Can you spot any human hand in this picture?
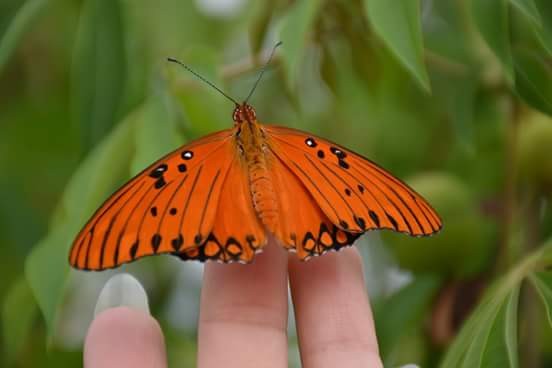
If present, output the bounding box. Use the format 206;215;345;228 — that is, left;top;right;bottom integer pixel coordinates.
84;238;383;367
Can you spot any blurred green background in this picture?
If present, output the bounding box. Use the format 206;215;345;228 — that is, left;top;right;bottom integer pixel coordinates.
2;0;552;367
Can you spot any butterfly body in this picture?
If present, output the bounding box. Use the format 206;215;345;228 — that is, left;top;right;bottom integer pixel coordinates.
233;104;279;233
69;102;442;270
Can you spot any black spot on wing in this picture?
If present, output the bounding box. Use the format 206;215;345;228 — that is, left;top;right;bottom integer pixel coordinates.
354;215;366;230
245;234;260;249
387;214;399;230
338;159;350;169
181;150;193;160
171;233;256;263
149;164;167;178
305;137;317;147
299;224;363;258
154;177;166;189
151;234;162;252
129;240;139;259
339;220;349;229
330;146;347;159
225;237;243;257
369;210;380;227
171;234;183;251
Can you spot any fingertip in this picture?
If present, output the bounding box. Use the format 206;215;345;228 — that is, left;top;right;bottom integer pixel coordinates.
289;246;382;368
94;273;150;317
84;306;167;368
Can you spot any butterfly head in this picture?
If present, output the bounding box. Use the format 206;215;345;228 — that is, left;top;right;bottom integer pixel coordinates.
232;103;257;124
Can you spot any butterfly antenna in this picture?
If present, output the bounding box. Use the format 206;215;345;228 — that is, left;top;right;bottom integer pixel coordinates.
244;41;282;104
167;57;239;105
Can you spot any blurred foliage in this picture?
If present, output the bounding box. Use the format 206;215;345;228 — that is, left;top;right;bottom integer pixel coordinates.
2;0;552;367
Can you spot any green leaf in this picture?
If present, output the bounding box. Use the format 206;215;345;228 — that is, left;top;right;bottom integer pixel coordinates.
458;294;502;367
132;84;184;174
441;286;520;368
364;0;430;92
440;244;547;367
72;0;127;150
440;291;499;367
454;287;519;367
374;275;440;360
479;287;520;368
171;46;228;136
25;114;137;338
510;0;542;26
424;0;473;65
279;0;322;88
0;0;49;74
530;271;552;328
2;278;37;363
471;0;514;84
513;48;552;116
533;0;552;56
24;227;73;341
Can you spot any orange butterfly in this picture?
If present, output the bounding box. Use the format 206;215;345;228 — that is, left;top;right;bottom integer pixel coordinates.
69;45;442;271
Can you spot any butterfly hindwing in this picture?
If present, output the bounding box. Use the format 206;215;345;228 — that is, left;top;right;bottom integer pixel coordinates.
175;157;267;263
69;130;235;270
265;126;442;240
270;152;361;260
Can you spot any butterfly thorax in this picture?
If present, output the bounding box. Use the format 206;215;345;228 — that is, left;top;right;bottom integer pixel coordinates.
234;103;279;233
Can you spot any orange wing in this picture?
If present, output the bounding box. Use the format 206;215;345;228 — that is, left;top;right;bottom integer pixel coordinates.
69;129;241;270
174;157;267;264
265;125;441;259
269;150;361;260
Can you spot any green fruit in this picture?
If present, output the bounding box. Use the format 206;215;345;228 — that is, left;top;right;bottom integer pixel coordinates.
384;173;494;278
518;113;552;189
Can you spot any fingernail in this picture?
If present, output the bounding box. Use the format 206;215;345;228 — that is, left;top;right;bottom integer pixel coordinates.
94;273;150;317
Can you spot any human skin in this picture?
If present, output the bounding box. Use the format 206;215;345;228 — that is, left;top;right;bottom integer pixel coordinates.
84;239;383;368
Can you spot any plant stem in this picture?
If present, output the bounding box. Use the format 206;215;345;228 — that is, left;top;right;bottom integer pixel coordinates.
496;98;521;274
521;193;542;368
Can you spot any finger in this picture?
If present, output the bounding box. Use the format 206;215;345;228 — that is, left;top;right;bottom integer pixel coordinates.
289;247;383;368
84;274;167;368
198;237;289;368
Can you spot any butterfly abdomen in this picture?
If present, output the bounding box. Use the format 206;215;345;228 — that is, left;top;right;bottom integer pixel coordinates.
246;151;279;232
237;119;280;233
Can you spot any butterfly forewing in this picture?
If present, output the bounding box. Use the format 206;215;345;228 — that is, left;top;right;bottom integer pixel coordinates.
69;130;235;270
265;126;442;238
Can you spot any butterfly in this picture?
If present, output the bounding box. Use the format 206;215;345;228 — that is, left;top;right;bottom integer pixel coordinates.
69;45;442;271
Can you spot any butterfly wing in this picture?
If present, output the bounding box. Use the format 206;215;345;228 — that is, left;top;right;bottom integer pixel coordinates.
270;150;361;260
69;129;238;270
174;157;267;263
70;119;442;268
265;125;441;259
